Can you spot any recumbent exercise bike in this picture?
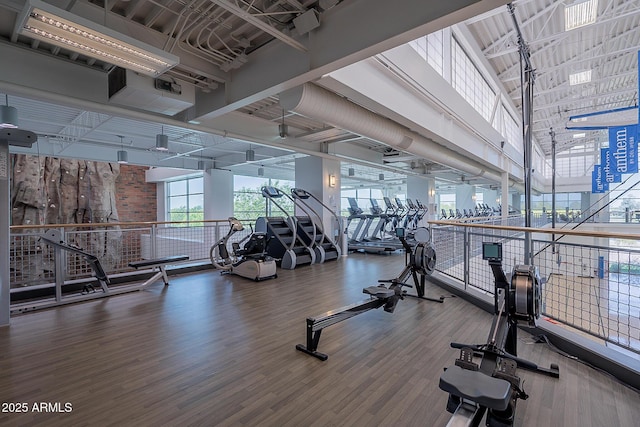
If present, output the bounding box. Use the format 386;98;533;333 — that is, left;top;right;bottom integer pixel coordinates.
438;242;559;427
210;217;277;281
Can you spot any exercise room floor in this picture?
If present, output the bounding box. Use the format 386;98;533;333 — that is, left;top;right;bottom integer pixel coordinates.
1;253;638;426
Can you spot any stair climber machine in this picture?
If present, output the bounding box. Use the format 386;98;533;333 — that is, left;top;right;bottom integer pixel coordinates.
210;217;277;281
439;242;559;427
290;188;342;263
256;186;316;270
295;227;443;360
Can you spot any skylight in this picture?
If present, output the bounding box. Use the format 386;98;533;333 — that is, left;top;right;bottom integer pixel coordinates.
565;0;598;31
569;70;592;85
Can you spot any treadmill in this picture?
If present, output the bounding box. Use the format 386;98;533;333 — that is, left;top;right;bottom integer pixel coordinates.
345;198;402;253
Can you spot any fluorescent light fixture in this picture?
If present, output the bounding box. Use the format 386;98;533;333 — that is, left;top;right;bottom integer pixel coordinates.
565;0;598;31
16;0;179;76
569;70;592;85
0;105;18;129
573;133;586;138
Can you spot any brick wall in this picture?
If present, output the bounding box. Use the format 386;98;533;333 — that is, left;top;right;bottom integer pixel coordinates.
115;164;157;223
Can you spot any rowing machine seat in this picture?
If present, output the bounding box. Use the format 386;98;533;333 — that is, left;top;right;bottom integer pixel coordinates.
363;286;395;299
439;365;512;411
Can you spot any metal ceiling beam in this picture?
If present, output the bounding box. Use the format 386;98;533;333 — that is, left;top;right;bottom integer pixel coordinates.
485;2;640;59
208;0;308;52
482;1;560;57
512;70;638;101
498;17;640;82
194;0;510;120
464;0;536;24
502;40;640;85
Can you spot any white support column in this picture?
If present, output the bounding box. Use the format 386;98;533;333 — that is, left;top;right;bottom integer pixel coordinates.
482;188;498;210
1;139;9;326
511;193;522;214
455;183;475;214
407;175;432;224
204;168;233;220
294;156;341;237
501;171;509;218
590;192;609;223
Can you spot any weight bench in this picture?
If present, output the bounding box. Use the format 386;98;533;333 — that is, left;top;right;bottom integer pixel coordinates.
128;255;189;289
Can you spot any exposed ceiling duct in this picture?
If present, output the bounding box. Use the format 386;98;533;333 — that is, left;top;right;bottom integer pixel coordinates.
280;83;516;187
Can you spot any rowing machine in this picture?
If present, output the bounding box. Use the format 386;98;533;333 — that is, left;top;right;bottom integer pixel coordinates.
438;242;559;426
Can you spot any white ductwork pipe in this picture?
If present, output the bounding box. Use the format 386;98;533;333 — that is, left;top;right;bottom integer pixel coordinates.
280;83;514;187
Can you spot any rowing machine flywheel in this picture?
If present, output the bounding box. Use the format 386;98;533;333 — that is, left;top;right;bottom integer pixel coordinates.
413;243;437;275
510;265;541;327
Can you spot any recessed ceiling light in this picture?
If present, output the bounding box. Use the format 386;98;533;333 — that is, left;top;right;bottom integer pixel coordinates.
569;70;592;85
565;0;598;31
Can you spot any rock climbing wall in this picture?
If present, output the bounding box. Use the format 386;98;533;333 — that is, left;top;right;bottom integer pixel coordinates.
10;154;123;284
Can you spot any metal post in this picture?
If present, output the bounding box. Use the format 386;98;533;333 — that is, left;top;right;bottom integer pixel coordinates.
0;139;9;325
0;129;36;325
150;224;157;259
523;63;534;264
463;227;470;289
509;3;534;265
550;129;556;252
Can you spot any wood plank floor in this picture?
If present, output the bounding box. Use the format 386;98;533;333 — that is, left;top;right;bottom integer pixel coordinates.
1;253;639;426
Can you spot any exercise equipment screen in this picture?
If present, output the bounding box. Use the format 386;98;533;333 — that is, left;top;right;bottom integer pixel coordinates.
482;242;502;261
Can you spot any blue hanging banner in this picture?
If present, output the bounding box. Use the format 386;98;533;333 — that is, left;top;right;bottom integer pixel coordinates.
609;125;638;174
601;148;621;183
592;165;607;193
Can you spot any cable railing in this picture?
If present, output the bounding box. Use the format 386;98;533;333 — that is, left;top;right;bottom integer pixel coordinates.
429;219;640;357
9;219;254;290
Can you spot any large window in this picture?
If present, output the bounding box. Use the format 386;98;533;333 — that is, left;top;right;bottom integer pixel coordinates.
409;30;445;77
167;175;204;224
491;104;521;150
340;188;385;217
552;154;594;178
233;176;294;222
438;193;456;216
452;38;495;123
530;193;582;217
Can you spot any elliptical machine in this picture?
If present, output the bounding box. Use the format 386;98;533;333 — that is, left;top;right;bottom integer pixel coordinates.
439;242;559;426
210;217;277;281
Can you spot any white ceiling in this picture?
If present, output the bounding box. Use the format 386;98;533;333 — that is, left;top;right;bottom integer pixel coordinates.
1;0;638;189
466;0;640;154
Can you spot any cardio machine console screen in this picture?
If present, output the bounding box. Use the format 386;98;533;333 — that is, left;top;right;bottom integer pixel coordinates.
262;186;280;197
482;242;502;262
